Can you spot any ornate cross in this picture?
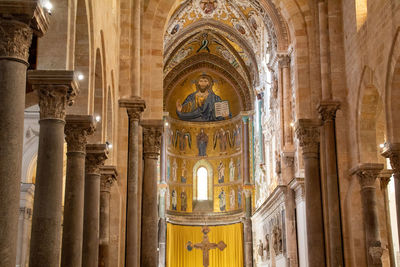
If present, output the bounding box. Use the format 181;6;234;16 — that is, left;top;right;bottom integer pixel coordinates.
186;226;227;267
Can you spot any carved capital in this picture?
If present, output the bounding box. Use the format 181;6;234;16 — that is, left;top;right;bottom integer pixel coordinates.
369;242;383;265
278;54;290;68
282;151;295;168
0;19;32;62
317;100;341;122
295;119;322;154
379;169;393;190
350;163;384;189
100;166;118;193
381;143;400;175
119;97;146;121
28;70;79;120
141;120;163;159
85;144;109;175
65;115;95;152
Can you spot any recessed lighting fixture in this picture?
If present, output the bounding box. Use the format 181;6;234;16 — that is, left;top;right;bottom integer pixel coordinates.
165;122;169;127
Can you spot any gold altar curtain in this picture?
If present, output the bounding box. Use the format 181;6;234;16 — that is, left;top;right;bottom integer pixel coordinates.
166;223;243;267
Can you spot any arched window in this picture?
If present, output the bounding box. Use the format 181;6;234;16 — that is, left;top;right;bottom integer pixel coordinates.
197;167;208;200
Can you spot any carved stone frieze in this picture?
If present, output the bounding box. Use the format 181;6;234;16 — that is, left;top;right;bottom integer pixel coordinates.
85;144;109;175
119;97;146;121
295;119;322;154
65;115;95;153
100;166;118;193
141;120;163;159
381;143;400;176
317;100;341;122
0;19;32;62
350;163;384;189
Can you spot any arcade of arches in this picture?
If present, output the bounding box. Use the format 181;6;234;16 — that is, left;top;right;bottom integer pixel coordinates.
2;0;400;267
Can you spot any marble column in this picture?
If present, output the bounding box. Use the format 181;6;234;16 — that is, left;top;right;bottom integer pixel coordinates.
61;115;95;267
350;163;384;266
243;189;253;267
119;97;146;267
28;70;78;267
158;188;167;267
318;101;344;267
318;0;332;100
379;170;395;267
282;152;298;267
381;143;400;246
242;115;251;185
99;166;118;267
82;144;109;267
278;55;293;147
0;4;48;265
140;120;163;267
295;119;326;267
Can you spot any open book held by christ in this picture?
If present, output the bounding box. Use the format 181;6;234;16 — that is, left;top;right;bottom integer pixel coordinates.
214;101;230;118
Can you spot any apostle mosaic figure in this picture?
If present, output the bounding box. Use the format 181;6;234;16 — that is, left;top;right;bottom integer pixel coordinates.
176;74;230;122
171;189;177;210
172;158;178;181
238;189;242;207
232;124;241;149
181;191;187;211
218;189;226;211
167;157;171;181
230;188;235;210
218;161;225;183
237;158;241;180
175;129;191;152
213;128;229;154
229;158;235;182
196;128;209;156
181;160;187;183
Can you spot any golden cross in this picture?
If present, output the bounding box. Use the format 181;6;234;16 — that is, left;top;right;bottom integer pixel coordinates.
186;226;227;267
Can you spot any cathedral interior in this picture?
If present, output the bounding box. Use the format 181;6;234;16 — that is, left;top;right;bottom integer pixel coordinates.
1;0;400;266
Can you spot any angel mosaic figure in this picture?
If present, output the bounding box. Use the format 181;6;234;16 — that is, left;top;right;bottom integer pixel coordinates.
218;161;225;183
175;128;191;152
218;189;226;212
213;128;230;154
200;0;217;15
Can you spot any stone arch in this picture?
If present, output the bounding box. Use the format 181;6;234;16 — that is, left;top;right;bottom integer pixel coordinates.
192;159;214;207
356;66;386;163
385;27;400;143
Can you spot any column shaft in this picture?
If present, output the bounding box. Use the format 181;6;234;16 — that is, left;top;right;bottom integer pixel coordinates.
28;71;78;267
318;1;332;100
279;56;293;147
242;116;250;185
140;120;163;267
61;115;95;267
295;119;326;267
158;188;167;267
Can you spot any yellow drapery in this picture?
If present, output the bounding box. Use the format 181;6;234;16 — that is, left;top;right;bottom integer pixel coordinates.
166;223;243;267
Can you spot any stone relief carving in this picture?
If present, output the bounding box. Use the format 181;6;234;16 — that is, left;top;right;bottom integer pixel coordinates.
143;126;163;158
0;19;33;61
37;86;77;120
65;124;95;152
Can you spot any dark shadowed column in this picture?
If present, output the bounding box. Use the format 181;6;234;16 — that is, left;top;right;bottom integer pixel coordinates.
350;163;384;267
295;119;326;267
0;3;48;265
28;70;79;267
140;120;163;267
82;144;109;267
119;97;146;267
61;115;95;267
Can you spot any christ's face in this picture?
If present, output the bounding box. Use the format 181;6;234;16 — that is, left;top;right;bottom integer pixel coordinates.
198;78;210;92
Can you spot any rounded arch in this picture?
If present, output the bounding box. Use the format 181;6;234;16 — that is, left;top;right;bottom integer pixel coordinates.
192;159;213;204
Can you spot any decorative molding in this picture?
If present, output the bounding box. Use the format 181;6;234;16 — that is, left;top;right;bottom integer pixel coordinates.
317;100;341;122
65;115;95;153
119;97;146;121
350;163;384;189
85;144;109;175
295;119;322;154
141;120;163;159
289;178;305;203
100;165;118;193
0;19;32;62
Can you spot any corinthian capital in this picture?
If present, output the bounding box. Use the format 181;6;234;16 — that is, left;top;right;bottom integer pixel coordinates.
0;20;32;62
141;120;163;159
295;119;322;154
100;166;118;193
350;163;384;189
317;100;341;122
85;144;109;175
28;70;79;120
65;115;95;153
119;97;146;121
381;143;400;175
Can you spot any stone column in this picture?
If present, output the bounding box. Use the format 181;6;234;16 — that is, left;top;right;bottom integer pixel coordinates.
243;188;253;267
158;187;167;267
242;115;251;185
28;70;78;267
0;4;49;265
140;120;163;267
318;101;344;267
381;143;400;246
278;55;293;147
318;0;332;100
61;115;95;267
282;152;298;267
119;97;145;267
379;170;395;267
350;163;384;266
295;119;326;267
82;144;109;267
99;166;118;267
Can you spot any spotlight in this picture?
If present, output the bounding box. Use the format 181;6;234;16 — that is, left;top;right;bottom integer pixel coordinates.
95;115;101;122
379;143;385;148
106;141;113;149
165;122;169;127
43;1;53;13
290;122;295;127
78;74;84;81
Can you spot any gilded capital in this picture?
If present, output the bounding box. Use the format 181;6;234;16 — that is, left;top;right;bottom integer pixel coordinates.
141;120;163;159
295;119;322;154
85;144;109;175
0;20;32;62
119;97;146;121
381;143;400;175
350;163;384;189
100;166;118;193
65;115;95;153
28;70;79;120
317;100;341;122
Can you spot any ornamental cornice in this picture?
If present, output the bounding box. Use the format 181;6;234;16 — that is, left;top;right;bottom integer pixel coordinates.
0;19;32;62
100;165;118;193
119;97;146;121
295;119;322;154
65;115;95;153
85;144;109;175
289;177;305;203
141;120;163;159
317;100;341;122
350;163;384;189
